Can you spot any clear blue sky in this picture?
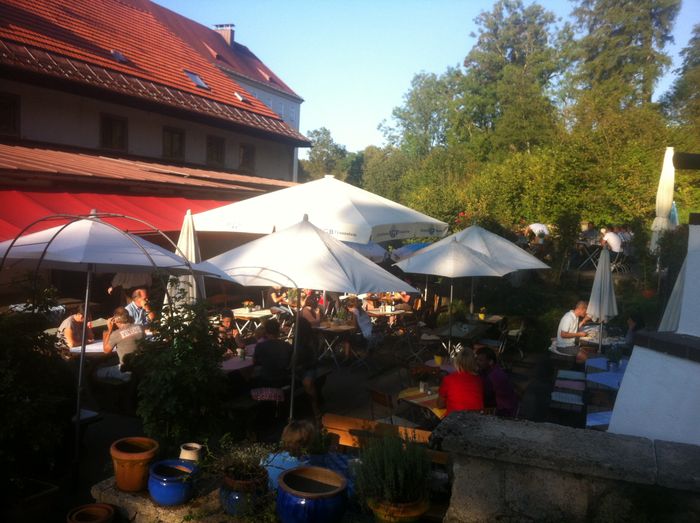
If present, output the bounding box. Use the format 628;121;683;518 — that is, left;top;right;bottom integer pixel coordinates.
155;0;699;154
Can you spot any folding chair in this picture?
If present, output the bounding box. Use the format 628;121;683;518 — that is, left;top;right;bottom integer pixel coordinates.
610;250;629;273
506;321;526;360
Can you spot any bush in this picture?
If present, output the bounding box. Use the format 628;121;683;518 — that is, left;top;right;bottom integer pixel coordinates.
130;295;228;453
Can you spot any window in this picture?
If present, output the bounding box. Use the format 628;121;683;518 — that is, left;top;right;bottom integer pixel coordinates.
239;143;255;172
0;93;20;136
184;70;209;90
100;114;128;150
163;127;185;160
206;135;225;167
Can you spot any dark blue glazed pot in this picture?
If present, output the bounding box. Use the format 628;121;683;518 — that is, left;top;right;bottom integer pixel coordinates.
219;465;269;516
148;459;198;506
276;466;347;523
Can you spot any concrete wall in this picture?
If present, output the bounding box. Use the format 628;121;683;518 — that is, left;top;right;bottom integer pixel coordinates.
1;80;295;181
432;412;700;522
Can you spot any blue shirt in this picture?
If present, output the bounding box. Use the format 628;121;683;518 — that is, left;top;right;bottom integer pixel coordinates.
125;301;148;326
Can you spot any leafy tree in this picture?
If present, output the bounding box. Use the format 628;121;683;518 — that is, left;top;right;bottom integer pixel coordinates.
361;145;413;202
570;0;680;105
301;127;348;181
662;23;700;129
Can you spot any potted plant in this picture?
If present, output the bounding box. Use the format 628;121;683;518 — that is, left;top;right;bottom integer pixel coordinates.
355;435;431;523
478;306;487;320
110;436;159;492
242;300;255;312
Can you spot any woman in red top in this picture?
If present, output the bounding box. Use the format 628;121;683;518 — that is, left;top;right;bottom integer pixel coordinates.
437;347;484;415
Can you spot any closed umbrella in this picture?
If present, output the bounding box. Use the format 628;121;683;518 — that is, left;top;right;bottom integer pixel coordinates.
395;237;503;351
586;247;618;353
0;212;234;466
193;175;448;244
205;215;417;419
650;147;676;252
165;209;205;305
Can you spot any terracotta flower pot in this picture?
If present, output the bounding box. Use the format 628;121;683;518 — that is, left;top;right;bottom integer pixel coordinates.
110;437;159;492
66;503;114;523
368;497;429;523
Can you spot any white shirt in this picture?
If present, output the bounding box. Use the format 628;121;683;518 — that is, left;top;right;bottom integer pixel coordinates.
528;223;550;236
602;232;623;253
557;310;579;347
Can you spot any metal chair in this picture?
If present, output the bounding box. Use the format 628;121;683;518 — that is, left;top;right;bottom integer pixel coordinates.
506;321;526;360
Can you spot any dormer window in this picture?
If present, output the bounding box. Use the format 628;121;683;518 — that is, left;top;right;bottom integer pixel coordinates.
110;49;129;63
184;70;209;89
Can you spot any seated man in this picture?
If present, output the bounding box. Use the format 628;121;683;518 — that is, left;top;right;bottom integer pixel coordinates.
97;307;145;382
476;347;518;417
253;318;292;388
601;227;623;253
125;288;155;326
556;300;592;357
58;304;94;348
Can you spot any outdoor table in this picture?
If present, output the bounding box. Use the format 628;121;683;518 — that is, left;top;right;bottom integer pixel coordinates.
232;308;273;336
425;358;456;374
69;340;105;356
314;321;357;368
397;387;446;420
467;314;505;326
220;344;255;373
586;355;628;374
575;242;601;270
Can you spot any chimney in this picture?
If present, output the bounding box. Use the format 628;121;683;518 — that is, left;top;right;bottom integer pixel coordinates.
214;23;235;47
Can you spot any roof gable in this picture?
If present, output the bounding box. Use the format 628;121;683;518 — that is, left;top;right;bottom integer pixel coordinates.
0;0;308;144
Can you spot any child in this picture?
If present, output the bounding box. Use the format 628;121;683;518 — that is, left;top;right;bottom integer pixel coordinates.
262;420;315;490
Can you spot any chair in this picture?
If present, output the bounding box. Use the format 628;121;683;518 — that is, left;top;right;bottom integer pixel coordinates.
506;321;526;360
368;388;417;427
475;328;508;357
610;250;629;273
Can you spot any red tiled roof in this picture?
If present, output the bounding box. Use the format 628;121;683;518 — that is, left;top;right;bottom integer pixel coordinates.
0;0;309;145
0;142;295;195
149;2;301;101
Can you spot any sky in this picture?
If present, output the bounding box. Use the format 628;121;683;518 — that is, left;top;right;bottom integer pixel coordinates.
155;0;700;154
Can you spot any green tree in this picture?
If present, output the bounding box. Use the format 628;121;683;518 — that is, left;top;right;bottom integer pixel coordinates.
571;0;680;105
362;145;412;202
662;23;700;129
301;127;348;181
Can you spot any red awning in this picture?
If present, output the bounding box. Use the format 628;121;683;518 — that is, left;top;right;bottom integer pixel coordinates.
0;190;231;240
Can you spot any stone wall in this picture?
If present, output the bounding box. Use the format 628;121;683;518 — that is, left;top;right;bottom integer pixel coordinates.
431;412;700;522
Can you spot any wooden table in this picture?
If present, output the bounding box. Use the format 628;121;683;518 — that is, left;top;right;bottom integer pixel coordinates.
398;386;446;420
221;344;256;374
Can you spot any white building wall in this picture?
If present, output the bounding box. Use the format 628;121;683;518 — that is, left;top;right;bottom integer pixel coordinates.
1;79;294;181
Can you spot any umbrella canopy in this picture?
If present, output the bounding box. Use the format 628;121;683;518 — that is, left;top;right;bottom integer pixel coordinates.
420;225;549;273
0;216;229;279
193;175;448;244
390;242;431;262
166;210;206;304
394;237;502;279
587;247;618;323
345;241;389;263
650;147;676;252
206;216;416;294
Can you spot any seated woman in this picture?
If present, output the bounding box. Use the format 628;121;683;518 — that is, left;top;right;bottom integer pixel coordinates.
262;419;315;490
301;293;324;328
218;311;245;357
341;296;375;362
58;304;94;348
437;347;484;415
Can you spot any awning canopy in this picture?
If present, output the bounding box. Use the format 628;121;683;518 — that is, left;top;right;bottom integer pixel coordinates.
0;190;229;240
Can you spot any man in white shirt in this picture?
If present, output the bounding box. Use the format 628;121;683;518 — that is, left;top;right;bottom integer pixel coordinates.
601;228;623;253
556;301;591;355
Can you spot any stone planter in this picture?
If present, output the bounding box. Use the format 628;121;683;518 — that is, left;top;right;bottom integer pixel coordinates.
66;503;115;523
110;436;159;492
368;497;429;523
276;466;347;523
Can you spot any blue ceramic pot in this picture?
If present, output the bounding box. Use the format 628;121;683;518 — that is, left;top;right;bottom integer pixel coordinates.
277;466;347;523
148;459;198;506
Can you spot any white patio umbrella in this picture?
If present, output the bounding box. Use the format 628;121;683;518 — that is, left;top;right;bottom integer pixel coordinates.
390;242;431;261
410;225;549;312
0;213;234;465
345;241;389;263
164;209;205;305
395;237;503;351
193;174;448;244
586;247;618;353
205;215;417;419
650;147;676;252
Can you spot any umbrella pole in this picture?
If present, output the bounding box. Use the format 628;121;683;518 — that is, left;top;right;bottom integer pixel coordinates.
74;264;94;475
288;290;302;422
470;278;475;315
599;322;603;355
448;281;453;354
